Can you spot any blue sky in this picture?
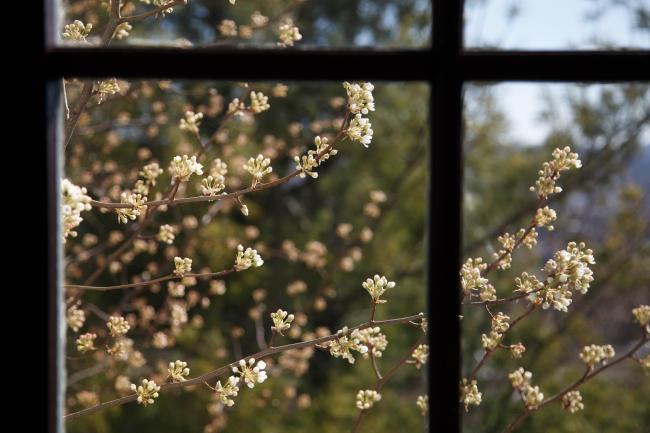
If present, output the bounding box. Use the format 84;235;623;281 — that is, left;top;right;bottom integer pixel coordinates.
464;1;649;145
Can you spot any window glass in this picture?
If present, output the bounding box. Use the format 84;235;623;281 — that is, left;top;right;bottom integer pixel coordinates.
62;79;430;432
461;82;650;431
59;0;432;48
464;0;650;49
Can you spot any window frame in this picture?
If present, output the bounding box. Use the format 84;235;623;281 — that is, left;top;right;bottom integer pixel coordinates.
42;0;650;432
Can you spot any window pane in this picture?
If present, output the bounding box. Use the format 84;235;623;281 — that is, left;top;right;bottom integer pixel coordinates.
58;0;431;48
464;0;650;49
461;82;649;430
61;79;429;431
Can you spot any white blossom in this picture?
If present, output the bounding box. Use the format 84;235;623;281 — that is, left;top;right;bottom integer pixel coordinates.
130;379;161;406
317;327;368;364
538;242;595;312
294;136;338;179
179;111;204;134
343;82;375;115
62;20;92;41
243;154;273;183
173;256;192;276
107;316;130;337
416;395;428;416
232;358;267;388
407;344;429;369
632;305;650;332
66;301;86;332
529;146;581;198
210;376;240;406
201;175;225;196
580;344;615;368
96;79;120;104
278;19;302;46
270;309;295;335
227;98;246;115
460;378;482;411
249;91;270;113
167;360;190;382
157;224;175;244
61;179;92;242
76;332;96;353
140;162;163;186
116;191;147;224
562;390;584;413
169;155;204;182
234;244;264;270
362;274;395;304
356;389;381;410
114;22;133;39
346;113;373;147
356;327;388;358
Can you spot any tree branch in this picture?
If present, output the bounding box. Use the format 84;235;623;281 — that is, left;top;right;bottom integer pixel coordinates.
64;313;426;421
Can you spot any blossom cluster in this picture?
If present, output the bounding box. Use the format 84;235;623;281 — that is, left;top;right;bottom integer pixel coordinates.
343;82;375;147
533;242;595;312
116;192;147;224
131;379;160;406
362;274;395;304
169;155;204;182
579;344;615;368
140;162;164;186
416;395;428;415
249;92;270;113
408;344;429;369
356;327;388;358
294;136;338;179
62;20;92;41
529;146;581;198
157;224;175;244
234;244;264;271
278;19;302;46
270;309;295;335
67;301;86;332
167;360;190;382
356;389;381;410
62;179;92;242
96;79;120;104
561;390;584;413
201;175;226;196
344;82;375;115
243;154;273;183
211;376;240;407
76;333;97;353
460;378;482;411
107;316;130;337
179;111;204;134
508;368;544;410
232;358;267;388
173;256;192;276
632;304;650;332
460;257;494;301
318;327;368;364
481;312;510;351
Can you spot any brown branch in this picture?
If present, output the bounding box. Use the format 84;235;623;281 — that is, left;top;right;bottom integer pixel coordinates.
468;305;538;381
65;268;235;291
64;313;426;421
501;329;649;433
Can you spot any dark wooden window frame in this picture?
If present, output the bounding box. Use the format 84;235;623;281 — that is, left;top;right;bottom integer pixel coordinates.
43;0;650;431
